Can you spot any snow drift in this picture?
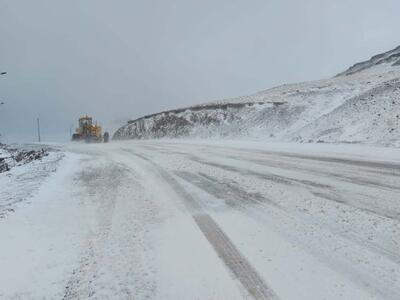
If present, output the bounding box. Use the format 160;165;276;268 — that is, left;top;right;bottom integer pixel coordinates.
113;46;400;146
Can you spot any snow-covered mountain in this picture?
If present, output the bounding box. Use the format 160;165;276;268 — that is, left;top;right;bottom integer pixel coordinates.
113;46;400;146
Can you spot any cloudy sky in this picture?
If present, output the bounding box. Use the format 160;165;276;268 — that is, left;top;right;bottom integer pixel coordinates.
0;0;399;142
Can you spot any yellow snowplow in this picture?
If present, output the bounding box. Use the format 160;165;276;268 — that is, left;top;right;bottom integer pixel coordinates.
72;116;109;143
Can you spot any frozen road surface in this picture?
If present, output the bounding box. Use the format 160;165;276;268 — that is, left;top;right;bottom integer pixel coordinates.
1;140;400;299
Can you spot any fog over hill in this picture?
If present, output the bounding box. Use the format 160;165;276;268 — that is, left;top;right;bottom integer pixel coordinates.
114;46;400;147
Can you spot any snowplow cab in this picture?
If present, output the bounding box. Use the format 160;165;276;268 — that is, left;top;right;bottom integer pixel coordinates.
72;116;104;143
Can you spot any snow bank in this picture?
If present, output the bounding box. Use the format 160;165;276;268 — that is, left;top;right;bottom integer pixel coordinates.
0;144;63;218
0;144;50;173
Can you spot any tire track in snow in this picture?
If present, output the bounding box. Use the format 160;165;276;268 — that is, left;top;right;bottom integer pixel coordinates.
63;159;157;300
122;148;279;300
172;169;400;299
185;154;400;221
174;170;400;265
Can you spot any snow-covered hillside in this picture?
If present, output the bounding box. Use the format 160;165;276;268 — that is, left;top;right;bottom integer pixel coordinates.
114;46;400;146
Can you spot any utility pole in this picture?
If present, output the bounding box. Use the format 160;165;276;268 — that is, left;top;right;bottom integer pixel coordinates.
0;71;5;141
0;71;6;107
37;118;41;143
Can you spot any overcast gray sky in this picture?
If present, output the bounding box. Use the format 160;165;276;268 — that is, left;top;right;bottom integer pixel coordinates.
0;0;399;142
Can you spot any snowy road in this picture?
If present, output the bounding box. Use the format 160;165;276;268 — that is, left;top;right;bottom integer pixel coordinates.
1;141;400;299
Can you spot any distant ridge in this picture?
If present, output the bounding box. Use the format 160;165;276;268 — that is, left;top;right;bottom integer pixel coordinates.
337;45;400;76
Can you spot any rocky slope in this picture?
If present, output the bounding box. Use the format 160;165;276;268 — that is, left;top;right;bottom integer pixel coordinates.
114;46;400;146
0;144;49;173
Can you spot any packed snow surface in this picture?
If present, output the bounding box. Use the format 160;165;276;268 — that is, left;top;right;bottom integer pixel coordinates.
1;140;399;299
114;46;400;146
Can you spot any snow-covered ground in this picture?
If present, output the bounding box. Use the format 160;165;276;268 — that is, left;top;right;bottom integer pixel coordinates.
1;140;399;299
0;145;63;218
